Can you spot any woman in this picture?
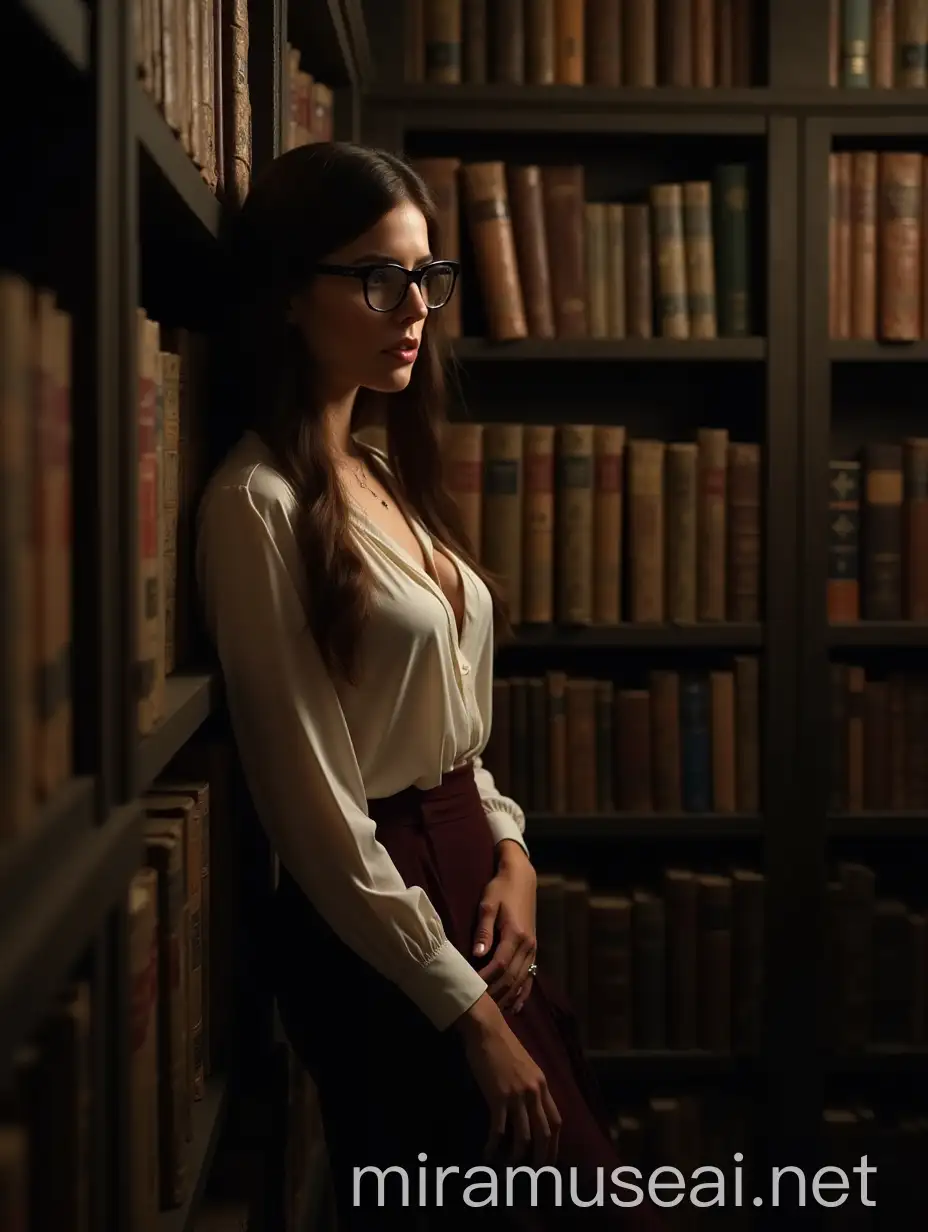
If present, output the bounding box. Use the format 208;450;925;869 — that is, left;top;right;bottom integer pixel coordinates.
197;142;661;1229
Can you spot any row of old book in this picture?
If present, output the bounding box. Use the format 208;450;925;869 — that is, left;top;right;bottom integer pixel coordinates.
825;861;928;1053
827;441;928;623
829;0;928;88
428;421;760;628
532;865;763;1054
829;664;928;813
405;0;756;88
283;42;335;151
829;151;928;342
0;272;73;841
486;660;760;817
413;157;753;342
135;312;209;735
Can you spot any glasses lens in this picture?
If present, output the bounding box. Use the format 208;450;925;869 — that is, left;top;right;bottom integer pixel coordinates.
366;266;408;311
421;263;455;308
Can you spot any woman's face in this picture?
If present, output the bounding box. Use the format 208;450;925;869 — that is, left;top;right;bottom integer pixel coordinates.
292;201;433;399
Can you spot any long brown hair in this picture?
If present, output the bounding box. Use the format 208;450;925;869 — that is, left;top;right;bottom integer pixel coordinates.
228;141;512;684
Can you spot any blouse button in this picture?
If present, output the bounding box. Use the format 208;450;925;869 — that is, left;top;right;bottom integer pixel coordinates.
459;656;471;675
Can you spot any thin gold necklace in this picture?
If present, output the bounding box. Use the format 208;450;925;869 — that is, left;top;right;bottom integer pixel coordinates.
350;460;389;509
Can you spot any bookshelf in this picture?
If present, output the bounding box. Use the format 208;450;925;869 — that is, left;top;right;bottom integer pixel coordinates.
358;0;928;1226
2;2;366;1231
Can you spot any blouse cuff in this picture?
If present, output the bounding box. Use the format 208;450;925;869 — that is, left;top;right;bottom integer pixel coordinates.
484;807;530;856
397;937;489;1032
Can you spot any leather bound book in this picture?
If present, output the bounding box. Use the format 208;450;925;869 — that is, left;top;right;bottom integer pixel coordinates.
566;678;598;812
649;670;682;812
555;424;594;625
461;162;529;341
624;0;657;85
440;421;483;560
546;669;568;813
713;163;752;337
616;688;653;811
731;0;753;84
716;0;734;85
525;0;556;82
905;675;928;810
878;152;923;341
830;662;848;812
507;166;556;338
651;183;690;339
827;459;861;622
585;203;610;337
850;151;878;340
833;152;852;340
481;423;524;623
863;679;890;810
896;0;928;87
846;666;865;812
862;441;903;620
692;0;715;86
660;0;693;85
554;0;585;82
663;869;698;1050
734;655;760;812
405;0;425;80
628;439;665;622
632;890;666;1048
522;424;556;624
696;873;732;1052
697;427;729;623
462;0;487;82
841;0;871;85
222;0;251;209
903;437;928;619
888;672;906;810
534;875;569;995
596;680;614;810
491;0;524;82
727;441;761;622
666;442;698;624
683;182;718;338
606;203;627;337
528;677;548;809
586;0;622;85
541;165;588;337
587;896;633;1050
424;0;463;83
923;155;928;337
564;880;591;1045
872;0;895;86
409;157;463;338
710;670;737;813
593;425;626;624
624;202;653;336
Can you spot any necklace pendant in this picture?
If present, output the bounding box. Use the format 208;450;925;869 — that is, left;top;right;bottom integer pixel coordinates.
381;499;389;508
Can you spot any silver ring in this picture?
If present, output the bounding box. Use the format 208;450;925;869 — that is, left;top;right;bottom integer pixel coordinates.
528;962;538;977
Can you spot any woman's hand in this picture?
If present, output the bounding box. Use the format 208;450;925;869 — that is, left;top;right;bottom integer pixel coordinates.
472;841;537;1015
455;993;561;1166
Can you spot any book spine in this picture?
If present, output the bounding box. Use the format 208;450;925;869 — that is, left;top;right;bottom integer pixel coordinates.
491;0;523;82
692;0;715;85
828;459;861;621
904;438;928;618
624;0;657;84
522;424;555;623
592;425;625;624
850;151;878;340
697;427;728;622
586;0;622;84
481;424;524;624
878;152;923;341
585;203;610;338
554;0;585;82
424;0;462;82
727;442;761;621
628;439;665;622
734;655;760;812
683;181;717;338
862;442;903;619
650;670;682;811
624;203;653;337
665;442;698;624
896;0;928;86
525;0;556;82
461;161;528;341
546;670;568;812
841;0;872;85
872;0;896;85
710;670;737;812
661;0;692;84
680;675;711;812
556;424;594;624
462;0;487;81
507;165;556;339
651;183;690;339
541;165;588;337
713;164;751;337
606;204;627;338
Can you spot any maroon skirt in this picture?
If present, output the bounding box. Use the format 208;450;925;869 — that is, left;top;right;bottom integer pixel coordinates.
269;763;663;1231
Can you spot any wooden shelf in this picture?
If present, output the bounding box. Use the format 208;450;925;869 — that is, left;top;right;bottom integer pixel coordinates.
830;341;928;362
19;0;89;71
0;800;144;1085
136;86;221;241
829;622;928;649
527;813;762;839
499;623;764;651
158;1076;230;1232
451;337;765;362
826;1047;928;1074
136;673;220;796
588;1049;755;1080
829;813;928;838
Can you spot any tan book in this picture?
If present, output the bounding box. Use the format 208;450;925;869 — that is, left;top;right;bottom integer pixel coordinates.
424;0;463;82
585;203;609;338
441;421;483;561
923;154;928;337
481;424;523;624
461;162;528;341
593;425;625;623
710;670;736;812
628;439;665;622
525;0;556;82
0;275;34;836
697;428;728;622
665;442;698;624
605;203;626;338
522;424;555;623
541;165;587;337
625;202;653;337
410;158;462;338
129;868;159;1232
554;0;585;82
692;0;715;85
556;424;594;624
878;151;923;341
651;183;689;338
162;0;180;131
683;182;717;338
850;152;878;340
507;166;555;339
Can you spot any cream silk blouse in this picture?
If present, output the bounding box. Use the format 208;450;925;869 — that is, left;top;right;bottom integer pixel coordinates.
195;429;529;1032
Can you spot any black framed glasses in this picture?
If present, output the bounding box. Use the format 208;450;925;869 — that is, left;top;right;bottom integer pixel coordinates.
313;260;460;312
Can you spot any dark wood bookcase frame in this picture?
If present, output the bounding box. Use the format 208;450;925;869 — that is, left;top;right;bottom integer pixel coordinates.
355;1;928;1224
3;1;364;1230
